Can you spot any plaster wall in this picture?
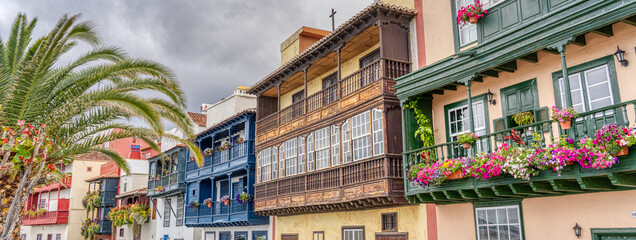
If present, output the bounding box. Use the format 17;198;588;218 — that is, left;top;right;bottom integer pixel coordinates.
203;90;256;128
154;196;196;240
377;0;414;9
201;224;270;240
274;205;426;240
429;23;636;145
417;0;455;66
19;225;68;240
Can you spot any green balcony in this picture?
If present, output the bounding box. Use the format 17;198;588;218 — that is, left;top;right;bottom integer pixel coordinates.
403;100;636;204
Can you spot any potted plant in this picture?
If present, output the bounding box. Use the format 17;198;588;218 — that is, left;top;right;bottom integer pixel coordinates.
156;186;164;191
220;195;230;206
457;132;478;149
188;201;200;209
203;148;214;156
512;111;534;126
236;137;244;144
551;106;579;130
203;198;213;208
236;192;252;205
457;0;487;27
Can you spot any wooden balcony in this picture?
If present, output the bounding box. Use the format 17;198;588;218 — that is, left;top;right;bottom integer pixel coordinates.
22;199;70;226
256;58;410;145
253;155;407;216
403;100;636;204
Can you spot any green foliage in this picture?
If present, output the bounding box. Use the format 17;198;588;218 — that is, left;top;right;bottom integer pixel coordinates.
512;111;534;126
457;132;478;144
402;98;435;148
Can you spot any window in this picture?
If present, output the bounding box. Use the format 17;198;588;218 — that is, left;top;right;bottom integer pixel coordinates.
372;108;384;156
558;64;615;112
253;231;268;240
20;234;26;240
120;228;125;237
285;139;297;176
446;96;489;154
235;232;248;240
342;120;352;163
454;0;502;47
382;213;398;232
314;127;330;169
352;111;371;161
281;234;299;240
36;234;42;240
343;227;365;240
279;144;286;177
47;234;52;240
55;234;61;240
272;146;278;180
360;49;380;68
123;182;127;192
261;148;271;182
39;197;47;209
256;152;262;183
322;73;338;105
331;126;340;166
163;198;171;227
176;195;184;226
475;205;522;240
292;90;304;103
298;137;305;174
313;231;325;240
307;133;315;171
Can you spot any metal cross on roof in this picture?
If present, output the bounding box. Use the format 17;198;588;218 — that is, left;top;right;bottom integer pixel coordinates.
329;8;337;31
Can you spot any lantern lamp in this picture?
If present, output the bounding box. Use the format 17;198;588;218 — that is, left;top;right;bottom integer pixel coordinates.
487;89;496;105
614;46;628;67
573;223;582;238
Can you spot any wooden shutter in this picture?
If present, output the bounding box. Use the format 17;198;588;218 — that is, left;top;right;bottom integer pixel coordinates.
282;234;299;240
376;233;408;240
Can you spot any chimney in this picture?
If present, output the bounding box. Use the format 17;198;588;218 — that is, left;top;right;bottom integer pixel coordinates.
280;26;330;65
128;144;141;159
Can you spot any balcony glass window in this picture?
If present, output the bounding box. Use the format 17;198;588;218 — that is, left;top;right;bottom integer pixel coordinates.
342;120;352;163
352;111;371;161
307;133;315;171
279;144;286;177
176;195;184;226
455;0;502;46
559;65;614;112
315;127;331;170
163;198;171;227
171;152;178;173
256;152;262;183
343;228;364;240
286;139;298;176
475;205;522;240
331;126;340;166
261;148;271;182
49;190;58;211
372;108;384;156
448;100;487;152
298;137;306;174
272;146;278;180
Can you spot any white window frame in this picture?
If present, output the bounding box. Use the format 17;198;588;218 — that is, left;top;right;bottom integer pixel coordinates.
272;146;278;180
455;0;503;46
331;126;340;166
351;111;371;161
447;100;487;152
256;152;262;183
372;108;384;156
298;137;306;174
343;228;364;240
279;144;285;178
285;138;297;176
315;127;330;170
261;148;271;182
176;195;184;226
307;133;315;171
342;120;352;164
475;205;522;240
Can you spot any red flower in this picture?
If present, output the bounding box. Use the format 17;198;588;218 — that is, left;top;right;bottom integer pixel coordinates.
2;139;7;144
47;164;55;171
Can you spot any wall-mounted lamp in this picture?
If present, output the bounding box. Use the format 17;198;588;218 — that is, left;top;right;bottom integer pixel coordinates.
487;89;496;105
573;223;582;238
614;46;629;67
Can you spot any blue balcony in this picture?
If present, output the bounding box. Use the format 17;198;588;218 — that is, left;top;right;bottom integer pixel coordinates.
148;146;187;198
184;199;266;227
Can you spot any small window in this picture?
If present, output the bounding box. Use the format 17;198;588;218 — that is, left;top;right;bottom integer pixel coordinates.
46;234;52;240
382;213;398;232
281;234;299;240
360;49;380;68
298;137;306;174
176;195;184;226
87;167;92;172
163;198;171;227
55;234;61;240
372;108;384;156
272;146;278;180
279;144;286;178
292;90;305;103
234;232;248;240
314;127;330;170
123;182;127;192
120;228;125;237
342;227;365;240
331;126;340;166
475;205;522;240
21;234;26;240
351;111;371;161
342;120;352;163
256;152;262;183
307;133;315;171
36;234;42;240
313;231;325;240
285;139;297;176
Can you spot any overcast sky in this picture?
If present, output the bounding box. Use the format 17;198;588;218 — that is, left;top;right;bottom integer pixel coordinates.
0;0;372;113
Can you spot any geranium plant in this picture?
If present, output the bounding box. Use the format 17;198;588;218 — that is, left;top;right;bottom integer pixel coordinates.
236;192;253;204
236;137;244;144
203;198;213;207
551;106;579;129
457;0;488;27
188;201;200;209
457;132;478;149
203;148;214;156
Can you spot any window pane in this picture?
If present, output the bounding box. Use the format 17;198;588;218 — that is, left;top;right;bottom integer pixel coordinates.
478;226;489;240
488;226;498;240
497;208;508;224
499;225;510;240
585;65;610;86
509;225;521;240
487;209;497;224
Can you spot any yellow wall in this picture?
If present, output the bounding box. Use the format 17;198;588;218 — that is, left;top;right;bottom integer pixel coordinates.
279;43;381;109
419;0;455;65
68;160;104;239
435;190;636;240
275;205;426;240
430;22;636;144
281;40;301;65
378;0;414;9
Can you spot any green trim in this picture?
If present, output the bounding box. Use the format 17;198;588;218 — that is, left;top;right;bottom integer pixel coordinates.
591;228;636;240
394;0;636;100
443;94;490;143
552;55;621;109
472;200;526;240
499;79;539;128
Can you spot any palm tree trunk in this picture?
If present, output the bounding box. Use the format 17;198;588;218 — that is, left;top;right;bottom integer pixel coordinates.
0;174;22;239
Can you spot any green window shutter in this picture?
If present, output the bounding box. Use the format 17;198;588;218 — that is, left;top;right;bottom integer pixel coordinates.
533;106;551;135
493;117;506;143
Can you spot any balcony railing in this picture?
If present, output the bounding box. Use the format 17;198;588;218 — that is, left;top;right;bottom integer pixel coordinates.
257;58;411;134
186;141;251;180
403;100;636;202
184;199;250;226
33;176;72;193
98;219;112;234
148;171;185;196
22;199;70;225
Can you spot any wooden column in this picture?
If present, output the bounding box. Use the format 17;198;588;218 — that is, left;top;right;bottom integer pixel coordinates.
547;38;575;107
303;66;309;113
337;44;343;98
277;83;281;125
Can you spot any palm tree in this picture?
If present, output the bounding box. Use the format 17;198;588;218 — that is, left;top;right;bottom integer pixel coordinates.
0;13;202;239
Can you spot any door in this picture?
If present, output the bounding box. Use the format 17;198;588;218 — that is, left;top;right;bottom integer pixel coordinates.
219;180;229;214
500;79;539;143
231;181;241;212
219;232;231;240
